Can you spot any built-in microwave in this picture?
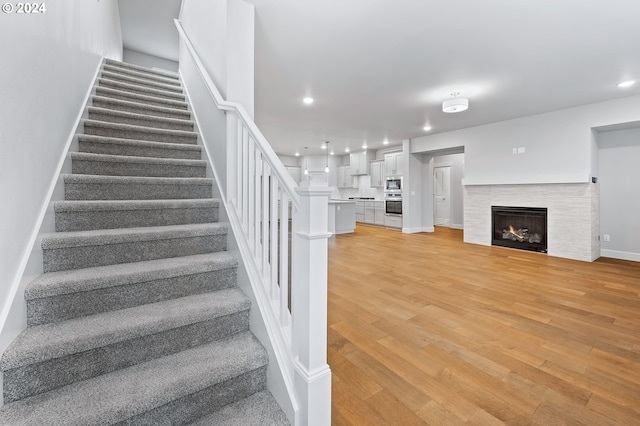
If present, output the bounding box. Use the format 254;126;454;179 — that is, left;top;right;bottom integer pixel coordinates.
384;176;402;193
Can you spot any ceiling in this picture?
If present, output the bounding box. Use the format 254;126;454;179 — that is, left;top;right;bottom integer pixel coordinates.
120;0;640;156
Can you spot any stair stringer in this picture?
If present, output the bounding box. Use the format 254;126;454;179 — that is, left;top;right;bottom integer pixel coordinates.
181;76;298;425
0;60;105;408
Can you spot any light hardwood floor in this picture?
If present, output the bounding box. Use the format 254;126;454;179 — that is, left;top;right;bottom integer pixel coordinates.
327;225;640;425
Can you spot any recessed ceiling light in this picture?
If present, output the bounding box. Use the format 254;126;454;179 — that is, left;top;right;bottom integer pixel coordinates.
362;143;368;149
295;152;300;156
321;143;327;149
345;147;350;153
303;97;314;105
330;151;335;155
423;126;432;131
383;139;389;145
618;80;635;88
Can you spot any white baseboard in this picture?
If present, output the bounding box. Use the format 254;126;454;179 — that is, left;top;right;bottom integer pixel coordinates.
402;226;434;233
450;223;464;230
600;249;640;262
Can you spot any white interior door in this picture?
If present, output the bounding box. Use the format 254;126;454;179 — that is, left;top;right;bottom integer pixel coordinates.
434;166;451;226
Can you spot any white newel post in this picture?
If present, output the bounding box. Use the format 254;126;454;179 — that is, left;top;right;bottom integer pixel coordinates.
292;178;333;426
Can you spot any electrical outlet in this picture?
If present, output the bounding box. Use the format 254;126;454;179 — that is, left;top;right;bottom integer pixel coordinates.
603;234;610;242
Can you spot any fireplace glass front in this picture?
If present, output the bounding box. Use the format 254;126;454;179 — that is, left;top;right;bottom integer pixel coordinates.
491;206;547;253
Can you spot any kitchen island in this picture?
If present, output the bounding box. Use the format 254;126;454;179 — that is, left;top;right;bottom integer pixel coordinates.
328;200;356;234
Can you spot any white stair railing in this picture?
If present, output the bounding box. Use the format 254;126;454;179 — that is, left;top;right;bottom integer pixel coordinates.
174;19;332;426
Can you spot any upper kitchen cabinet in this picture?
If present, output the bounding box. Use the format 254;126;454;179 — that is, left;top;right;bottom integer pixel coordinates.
370;160;384;187
384;151;403;176
337;165;357;188
350;151;375;176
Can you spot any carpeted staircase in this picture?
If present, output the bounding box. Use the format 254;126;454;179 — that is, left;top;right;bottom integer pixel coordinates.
0;59;289;425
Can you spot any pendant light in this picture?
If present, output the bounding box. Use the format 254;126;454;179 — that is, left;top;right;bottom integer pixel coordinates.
324;141;330;173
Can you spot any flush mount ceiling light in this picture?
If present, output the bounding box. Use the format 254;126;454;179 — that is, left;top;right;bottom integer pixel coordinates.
618;80;635;88
442;91;469;113
303;97;314;105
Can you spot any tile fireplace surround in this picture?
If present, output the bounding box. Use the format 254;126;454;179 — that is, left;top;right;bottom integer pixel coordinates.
464;183;600;262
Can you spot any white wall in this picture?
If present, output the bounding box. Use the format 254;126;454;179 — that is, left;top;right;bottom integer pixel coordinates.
597;128;640;261
180;0;254;117
0;0;123;383
411;95;640;185
123;48;178;72
278;155;300;167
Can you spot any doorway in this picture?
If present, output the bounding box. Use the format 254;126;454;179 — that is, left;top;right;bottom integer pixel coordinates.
433;166;451;226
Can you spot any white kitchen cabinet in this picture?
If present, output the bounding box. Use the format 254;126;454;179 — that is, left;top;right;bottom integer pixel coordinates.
374;201;385;225
364;202;375;224
337;165;356;188
308;171;327;182
384;151;403;176
355;201;365;223
370;160;384;187
384;214;402;228
285;166;301;184
350;151;375;176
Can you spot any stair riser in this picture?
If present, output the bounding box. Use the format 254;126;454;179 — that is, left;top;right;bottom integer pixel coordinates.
102;65;180;86
99;79;185;102
65;181;212;200
71;159;206;178
105;59;178;79
84;124;197;145
88;110;194;132
43;234;227;272
27;267;237;325
116;367;267;426
4;311;250;402
55;206;218;232
95;87;188;110
101;72;183;92
91;97;191;121
78;139;201;160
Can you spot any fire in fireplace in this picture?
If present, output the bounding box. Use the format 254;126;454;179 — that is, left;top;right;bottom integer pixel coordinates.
491;206;547;253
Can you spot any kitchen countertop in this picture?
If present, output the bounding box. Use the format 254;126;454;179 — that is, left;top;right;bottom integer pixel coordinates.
329;199;356;204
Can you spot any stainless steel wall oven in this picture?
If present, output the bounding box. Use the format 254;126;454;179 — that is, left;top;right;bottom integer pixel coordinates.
385;193;402;216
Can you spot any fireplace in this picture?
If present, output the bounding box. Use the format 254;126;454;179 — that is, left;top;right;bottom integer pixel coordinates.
491;206;547;253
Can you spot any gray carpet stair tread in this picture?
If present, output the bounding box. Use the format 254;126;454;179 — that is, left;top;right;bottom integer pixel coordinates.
101;70;183;92
63;173;212;186
102;64;180;86
90;96;191;119
98;78;185;101
41;223;226;249
78;134;201;156
83;119;198;141
95;86;189;110
190;391;290;426
71;152;206;168
26;251;235;299
0;332;267;425
54;198;218;214
105;58;179;79
1;288;250;370
87;106;194;127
